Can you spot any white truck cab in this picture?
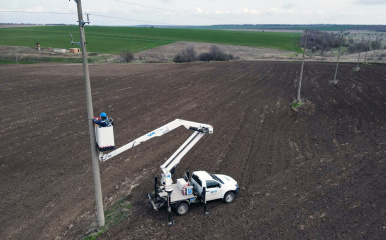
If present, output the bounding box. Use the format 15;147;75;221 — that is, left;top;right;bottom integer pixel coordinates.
191;171;239;203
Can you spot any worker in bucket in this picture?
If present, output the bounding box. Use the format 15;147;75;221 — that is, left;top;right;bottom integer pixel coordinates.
93;112;113;127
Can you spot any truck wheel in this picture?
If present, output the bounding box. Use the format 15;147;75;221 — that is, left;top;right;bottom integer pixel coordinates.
223;191;236;203
176;202;189;216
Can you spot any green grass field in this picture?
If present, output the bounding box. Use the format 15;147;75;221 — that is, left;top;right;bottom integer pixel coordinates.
184;25;359;31
0;26;301;54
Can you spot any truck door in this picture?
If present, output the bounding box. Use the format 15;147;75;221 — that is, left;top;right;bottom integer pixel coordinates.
191;174;203;195
205;180;222;201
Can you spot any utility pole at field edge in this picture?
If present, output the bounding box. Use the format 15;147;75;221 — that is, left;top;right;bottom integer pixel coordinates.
297;29;308;103
73;0;105;227
356;36;364;70
333;31;343;85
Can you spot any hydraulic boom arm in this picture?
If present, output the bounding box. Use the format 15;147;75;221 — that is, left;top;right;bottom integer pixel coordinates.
99;119;213;165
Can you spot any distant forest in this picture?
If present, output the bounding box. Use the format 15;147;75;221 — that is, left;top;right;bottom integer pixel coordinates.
2;23;385;32
178;24;386;32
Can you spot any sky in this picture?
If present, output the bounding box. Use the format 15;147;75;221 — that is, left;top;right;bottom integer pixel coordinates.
0;0;385;26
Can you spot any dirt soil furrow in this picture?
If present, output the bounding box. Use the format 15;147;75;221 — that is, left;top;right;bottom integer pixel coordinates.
0;61;385;240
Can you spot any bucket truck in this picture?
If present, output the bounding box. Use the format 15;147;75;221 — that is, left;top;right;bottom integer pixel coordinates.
97;119;239;225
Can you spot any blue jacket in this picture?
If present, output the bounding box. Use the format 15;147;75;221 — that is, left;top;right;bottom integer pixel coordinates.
94;117;111;127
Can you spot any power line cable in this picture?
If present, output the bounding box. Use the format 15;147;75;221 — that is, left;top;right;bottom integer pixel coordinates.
0;10;75;15
111;0;245;24
91;13;168;25
0;10;170;25
1;3;249;24
0;34;70;39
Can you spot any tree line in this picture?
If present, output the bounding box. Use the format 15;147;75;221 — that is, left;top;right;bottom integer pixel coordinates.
300;30;384;54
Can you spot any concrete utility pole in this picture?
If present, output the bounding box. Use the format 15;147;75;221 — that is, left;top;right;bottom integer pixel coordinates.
73;0;105;227
333;32;343;84
297;29;308;103
356;36;364;70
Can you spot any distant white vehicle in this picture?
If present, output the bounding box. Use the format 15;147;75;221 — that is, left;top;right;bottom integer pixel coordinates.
53;48;66;53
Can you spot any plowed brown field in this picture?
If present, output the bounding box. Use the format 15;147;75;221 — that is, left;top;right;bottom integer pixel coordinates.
0;61;385;239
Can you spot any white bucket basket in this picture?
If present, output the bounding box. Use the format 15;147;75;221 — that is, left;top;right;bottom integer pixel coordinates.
95;125;115;151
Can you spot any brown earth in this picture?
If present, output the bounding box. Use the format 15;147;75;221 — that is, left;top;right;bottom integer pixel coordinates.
0;61;385;240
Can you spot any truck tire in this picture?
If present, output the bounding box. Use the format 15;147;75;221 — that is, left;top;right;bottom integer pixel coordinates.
223;191;236;203
176;202;189;216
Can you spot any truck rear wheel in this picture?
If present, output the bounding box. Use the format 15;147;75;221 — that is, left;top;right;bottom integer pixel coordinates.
223;191;236;203
176;202;189;215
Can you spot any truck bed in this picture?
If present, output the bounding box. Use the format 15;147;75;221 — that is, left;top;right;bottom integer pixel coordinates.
158;184;195;203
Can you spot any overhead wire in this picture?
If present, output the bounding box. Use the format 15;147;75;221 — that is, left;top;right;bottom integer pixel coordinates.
0;34;70;40
0;2;246;24
111;0;245;24
0;10;75;15
0;0;248;26
0;10;170;25
90;13;168;25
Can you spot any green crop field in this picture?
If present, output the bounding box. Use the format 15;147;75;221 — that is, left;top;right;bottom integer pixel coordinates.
0;26;301;54
184;25;360;31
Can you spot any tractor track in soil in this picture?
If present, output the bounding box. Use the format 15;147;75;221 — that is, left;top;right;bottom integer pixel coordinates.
0;61;385;239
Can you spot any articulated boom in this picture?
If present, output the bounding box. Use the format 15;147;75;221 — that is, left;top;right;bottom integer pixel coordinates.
160;129;207;192
99;119;213;191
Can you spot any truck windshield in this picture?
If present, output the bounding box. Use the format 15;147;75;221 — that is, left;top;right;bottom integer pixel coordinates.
210;174;224;184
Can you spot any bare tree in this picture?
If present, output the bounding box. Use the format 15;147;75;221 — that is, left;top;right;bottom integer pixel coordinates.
198;45;235;62
120;49;134;63
173;46;197;63
355;36;364;71
301;29;344;53
333;32;343;85
372;36;379;60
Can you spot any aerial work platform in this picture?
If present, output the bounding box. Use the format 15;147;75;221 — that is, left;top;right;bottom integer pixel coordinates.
95;125;115;151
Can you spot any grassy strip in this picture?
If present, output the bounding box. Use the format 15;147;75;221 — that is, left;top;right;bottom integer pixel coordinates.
82;197;131;240
0;55;115;64
0;57;83;64
291;101;303;111
0;26;301;54
0;59;38;64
